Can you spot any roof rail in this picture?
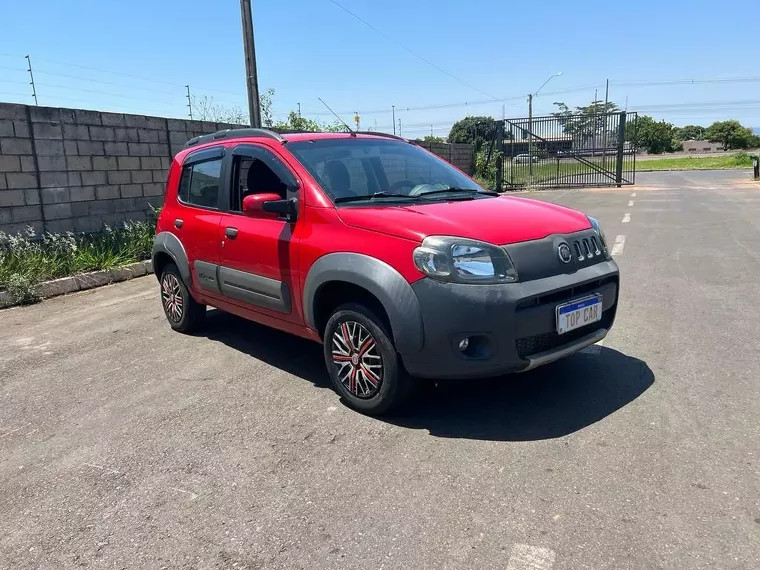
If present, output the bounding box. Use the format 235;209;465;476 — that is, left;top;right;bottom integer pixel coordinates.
354;131;413;143
184;127;286;148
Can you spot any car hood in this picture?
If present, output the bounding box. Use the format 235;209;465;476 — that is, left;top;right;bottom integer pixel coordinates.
336;195;591;244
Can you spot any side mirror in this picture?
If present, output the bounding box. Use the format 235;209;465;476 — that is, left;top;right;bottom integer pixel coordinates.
242;193;298;222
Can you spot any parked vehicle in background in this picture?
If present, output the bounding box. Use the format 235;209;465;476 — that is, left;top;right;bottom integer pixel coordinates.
153;128;620;414
513;153;540;163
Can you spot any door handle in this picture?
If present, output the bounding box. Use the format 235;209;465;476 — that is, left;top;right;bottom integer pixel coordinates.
174;218;183;228
225;227;238;239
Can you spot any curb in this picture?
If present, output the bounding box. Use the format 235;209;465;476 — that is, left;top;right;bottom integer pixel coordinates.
0;260;153;309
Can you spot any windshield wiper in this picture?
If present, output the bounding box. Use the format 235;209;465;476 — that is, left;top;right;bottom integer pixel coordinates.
334;192;421;204
417;187;498;198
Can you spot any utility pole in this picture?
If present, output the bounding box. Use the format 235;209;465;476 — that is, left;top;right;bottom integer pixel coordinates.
527;72;561;177
25;55;38;106
185;85;193;120
240;0;261;127
398;118;402;137
392;105;396;135
430;125;433;137
528;93;533;176
603;78;609;164
297;103;301;118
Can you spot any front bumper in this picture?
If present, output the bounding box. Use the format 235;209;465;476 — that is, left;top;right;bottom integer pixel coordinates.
400;259;619;379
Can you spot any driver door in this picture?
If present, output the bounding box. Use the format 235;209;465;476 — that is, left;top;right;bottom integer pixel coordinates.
217;144;302;323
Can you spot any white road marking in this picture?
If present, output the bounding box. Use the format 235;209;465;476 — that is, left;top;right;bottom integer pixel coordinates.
628;200;634;207
611;235;626;256
82;462;120;475
506;544;556;570
0;425;29;440
631;192;636;197
170;487;198;500
622;213;631;223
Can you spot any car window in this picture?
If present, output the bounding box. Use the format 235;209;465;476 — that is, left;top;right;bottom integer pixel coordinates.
230;156;288;212
312;156;372;199
288;138;482;203
179;158;222;209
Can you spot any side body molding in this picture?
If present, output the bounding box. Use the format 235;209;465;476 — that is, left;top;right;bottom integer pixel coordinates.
152;232;191;284
302;253;424;354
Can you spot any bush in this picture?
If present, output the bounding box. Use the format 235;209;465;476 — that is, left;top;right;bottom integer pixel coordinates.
732;151;752;166
474;147;503;190
0;219;156;305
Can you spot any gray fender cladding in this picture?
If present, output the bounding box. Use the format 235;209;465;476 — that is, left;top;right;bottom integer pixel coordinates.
303;253;424;354
152;232;191;284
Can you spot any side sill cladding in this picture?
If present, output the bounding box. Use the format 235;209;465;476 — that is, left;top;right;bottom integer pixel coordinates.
152;232;191;284
302;253;425;354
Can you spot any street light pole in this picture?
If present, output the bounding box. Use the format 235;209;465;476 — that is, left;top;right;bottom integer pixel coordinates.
240;0;261;127
528;72;562;177
392;105;396;135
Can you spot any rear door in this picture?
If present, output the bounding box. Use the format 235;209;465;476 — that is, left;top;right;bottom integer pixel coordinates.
217;143;302;323
173;147;226;296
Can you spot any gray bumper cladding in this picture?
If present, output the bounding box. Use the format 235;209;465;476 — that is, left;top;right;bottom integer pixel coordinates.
402;259;620;380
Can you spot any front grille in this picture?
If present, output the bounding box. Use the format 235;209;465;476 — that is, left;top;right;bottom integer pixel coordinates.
515;313;612;359
516;276;617;310
572;236;602;262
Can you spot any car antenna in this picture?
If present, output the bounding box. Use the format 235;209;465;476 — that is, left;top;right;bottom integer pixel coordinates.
317;97;356;136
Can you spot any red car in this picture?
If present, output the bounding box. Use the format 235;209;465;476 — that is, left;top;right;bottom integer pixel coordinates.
153;129;619;414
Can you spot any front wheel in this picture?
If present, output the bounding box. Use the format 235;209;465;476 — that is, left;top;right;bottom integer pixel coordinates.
159;263;206;333
323;303;412;415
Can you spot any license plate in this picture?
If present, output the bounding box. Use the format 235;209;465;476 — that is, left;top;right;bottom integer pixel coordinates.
556;294;603;334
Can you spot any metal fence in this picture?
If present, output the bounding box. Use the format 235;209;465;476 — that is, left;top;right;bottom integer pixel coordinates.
493;112;637;189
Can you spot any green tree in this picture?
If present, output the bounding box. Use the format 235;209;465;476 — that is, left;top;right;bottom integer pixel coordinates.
552;100;621;136
191;88;275;126
673;124;706;141
273;111;349;133
448;116;498;151
625;115;676;154
705;120;753;150
419;135;445;143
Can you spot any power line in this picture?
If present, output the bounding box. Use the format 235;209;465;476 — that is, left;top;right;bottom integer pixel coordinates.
34;82;179;105
325;0;497;100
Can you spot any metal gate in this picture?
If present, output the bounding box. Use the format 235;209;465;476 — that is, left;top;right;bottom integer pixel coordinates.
493;112;637;189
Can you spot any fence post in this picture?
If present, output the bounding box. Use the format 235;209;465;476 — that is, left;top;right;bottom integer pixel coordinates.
615;112;627;187
24;104;46;235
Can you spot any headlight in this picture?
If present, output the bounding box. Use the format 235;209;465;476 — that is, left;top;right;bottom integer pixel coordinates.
413;236;518;284
587;216;610;259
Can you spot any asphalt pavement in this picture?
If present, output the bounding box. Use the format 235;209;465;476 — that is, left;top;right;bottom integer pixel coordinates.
1;170;759;569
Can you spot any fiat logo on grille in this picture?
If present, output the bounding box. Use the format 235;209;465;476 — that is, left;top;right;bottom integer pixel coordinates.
558;242;572;263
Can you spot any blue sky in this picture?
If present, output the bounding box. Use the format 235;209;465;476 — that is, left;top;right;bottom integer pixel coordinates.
1;0;759;137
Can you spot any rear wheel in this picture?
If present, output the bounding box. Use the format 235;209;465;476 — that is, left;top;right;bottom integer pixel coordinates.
159;263;205;333
323;303;411;415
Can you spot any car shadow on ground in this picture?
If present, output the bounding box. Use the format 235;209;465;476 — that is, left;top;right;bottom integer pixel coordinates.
392;348;654;441
201;309;332;389
200;310;654;442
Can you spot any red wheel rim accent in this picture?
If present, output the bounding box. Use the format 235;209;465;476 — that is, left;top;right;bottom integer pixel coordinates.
161;273;184;323
331;320;382;398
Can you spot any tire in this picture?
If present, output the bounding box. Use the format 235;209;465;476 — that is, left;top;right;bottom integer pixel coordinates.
323;303;412;415
159;262;206;334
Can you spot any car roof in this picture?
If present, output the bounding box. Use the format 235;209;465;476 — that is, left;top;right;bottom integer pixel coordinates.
184;128;410;150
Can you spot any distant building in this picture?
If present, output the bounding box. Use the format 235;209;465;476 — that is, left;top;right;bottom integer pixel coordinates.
682;140;723;153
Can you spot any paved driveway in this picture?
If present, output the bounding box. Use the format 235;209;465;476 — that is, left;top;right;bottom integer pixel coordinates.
1;170;759;569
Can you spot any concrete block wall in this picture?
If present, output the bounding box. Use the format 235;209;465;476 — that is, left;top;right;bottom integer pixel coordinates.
0;102;241;235
416;141;475;175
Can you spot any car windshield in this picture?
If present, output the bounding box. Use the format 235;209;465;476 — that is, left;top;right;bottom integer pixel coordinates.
287;137;492;204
